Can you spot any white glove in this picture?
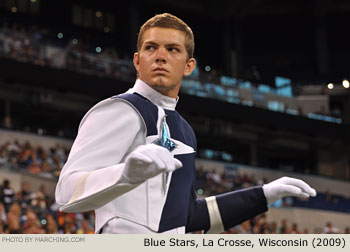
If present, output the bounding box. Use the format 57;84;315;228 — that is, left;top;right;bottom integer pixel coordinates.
121;144;183;184
262;176;317;204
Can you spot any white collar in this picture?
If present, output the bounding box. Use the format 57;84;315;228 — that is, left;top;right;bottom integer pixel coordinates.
127;79;178;111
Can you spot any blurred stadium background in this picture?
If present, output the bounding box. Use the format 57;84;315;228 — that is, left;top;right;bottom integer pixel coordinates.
0;0;349;234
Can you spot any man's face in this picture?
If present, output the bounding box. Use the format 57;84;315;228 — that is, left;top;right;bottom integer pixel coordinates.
134;27;196;98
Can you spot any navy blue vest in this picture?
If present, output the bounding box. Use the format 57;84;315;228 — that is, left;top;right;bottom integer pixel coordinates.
113;93;197;232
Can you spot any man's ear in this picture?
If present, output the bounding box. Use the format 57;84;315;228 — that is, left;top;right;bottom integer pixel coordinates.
183;58;196;76
133;52;140;72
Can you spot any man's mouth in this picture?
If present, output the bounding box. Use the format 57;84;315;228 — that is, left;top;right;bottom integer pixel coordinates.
153;68;168;73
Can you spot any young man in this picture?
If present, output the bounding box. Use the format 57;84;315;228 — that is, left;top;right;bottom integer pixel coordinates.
55;13;316;234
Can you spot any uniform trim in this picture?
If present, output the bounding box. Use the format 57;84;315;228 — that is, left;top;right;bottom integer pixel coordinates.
205;196;225;233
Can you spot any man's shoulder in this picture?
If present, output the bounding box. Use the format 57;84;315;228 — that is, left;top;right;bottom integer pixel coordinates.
78;95;141;128
111;92;156;108
88;95;131;112
90;92;149;111
112;92;159;118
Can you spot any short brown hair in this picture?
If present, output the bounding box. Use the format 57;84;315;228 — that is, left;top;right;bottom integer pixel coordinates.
137;13;195;59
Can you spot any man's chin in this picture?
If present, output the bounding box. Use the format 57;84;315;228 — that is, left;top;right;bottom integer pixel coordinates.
150;77;170;87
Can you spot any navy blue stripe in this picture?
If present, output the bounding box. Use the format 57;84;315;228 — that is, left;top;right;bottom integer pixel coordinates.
111;93;158;136
158;153;196;232
158;110;197;232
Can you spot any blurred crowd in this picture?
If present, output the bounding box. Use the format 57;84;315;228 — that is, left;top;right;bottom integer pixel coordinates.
0;179;94;234
0;140;69;178
0;139;96;234
221;214;349;234
196;166;266;196
0;22;46;66
0;21;136;81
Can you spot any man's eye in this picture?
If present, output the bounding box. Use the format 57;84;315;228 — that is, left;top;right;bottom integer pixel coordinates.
168;47;178;52
145;45;154;50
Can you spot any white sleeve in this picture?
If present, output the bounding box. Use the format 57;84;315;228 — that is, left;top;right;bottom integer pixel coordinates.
55;98;145;212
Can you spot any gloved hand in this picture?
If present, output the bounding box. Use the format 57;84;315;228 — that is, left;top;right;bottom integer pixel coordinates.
121;144;182;184
262;176;317;204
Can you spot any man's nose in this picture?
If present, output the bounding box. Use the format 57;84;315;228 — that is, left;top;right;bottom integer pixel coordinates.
155;47;167;63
